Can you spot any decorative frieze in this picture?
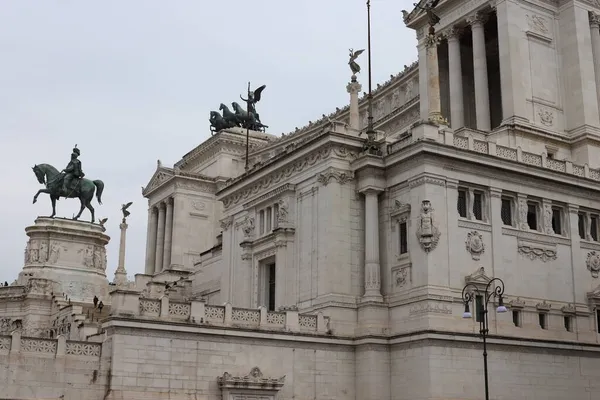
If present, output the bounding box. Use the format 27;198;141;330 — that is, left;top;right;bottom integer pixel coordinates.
392;265;411;288
217;366;285;392
317;169;355;186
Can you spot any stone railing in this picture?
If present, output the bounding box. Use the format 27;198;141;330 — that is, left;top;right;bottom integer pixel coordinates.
0;285;26;299
387;130;600;181
112;290;330;335
0;331;101;358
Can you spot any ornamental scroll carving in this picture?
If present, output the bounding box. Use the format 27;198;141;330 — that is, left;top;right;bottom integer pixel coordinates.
587;251;600;278
517;240;557;262
416;200;440;253
465;231;485;260
217;366;285;392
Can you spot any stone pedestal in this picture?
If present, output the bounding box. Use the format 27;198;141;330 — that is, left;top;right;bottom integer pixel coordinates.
20;217;110;303
425;34;447;126
347;76;362;131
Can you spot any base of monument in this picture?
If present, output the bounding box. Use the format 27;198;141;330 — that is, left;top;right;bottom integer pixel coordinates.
20;217;111;303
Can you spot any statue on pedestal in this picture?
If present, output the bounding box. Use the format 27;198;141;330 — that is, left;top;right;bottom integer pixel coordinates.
31;145;105;223
348;48;365;78
208;84;269;133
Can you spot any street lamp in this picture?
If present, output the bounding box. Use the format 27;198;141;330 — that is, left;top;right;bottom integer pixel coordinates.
461;277;507;400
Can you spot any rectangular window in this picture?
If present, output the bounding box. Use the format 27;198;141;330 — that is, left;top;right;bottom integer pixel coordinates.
564;316;572;332
259;210;265;235
475;295;484;323
512;310;521;327
597;310;600;333
266;207;272;232
457;189;467;218
268;263;276;311
527;203;538;230
473;192;483;221
501;198;512;226
539;313;547;329
552;208;562;235
399;221;408;254
579;213;586;239
592;216;598;241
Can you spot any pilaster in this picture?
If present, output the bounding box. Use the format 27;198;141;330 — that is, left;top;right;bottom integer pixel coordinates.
489;187;503;280
590;12;600;116
568;204;585;304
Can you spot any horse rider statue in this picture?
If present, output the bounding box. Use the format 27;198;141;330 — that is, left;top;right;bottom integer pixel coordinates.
62;145;85;197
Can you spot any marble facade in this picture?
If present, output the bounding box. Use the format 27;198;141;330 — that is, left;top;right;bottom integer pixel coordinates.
4;0;600;399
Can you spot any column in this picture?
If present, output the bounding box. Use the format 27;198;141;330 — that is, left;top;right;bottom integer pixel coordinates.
144;207;158;275
363;189;382;301
468;11;491;131
347;77;362;131
425;33;445;125
447;26;464;129
162;198;174;271
114;219;128;284
154;202;166;274
590;13;600;115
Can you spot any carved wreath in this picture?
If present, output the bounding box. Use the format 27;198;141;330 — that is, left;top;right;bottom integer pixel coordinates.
465;231;485;260
587;251;600;278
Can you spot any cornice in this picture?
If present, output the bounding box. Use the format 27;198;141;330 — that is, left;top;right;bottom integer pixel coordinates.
143;168;216;198
385;141;600;200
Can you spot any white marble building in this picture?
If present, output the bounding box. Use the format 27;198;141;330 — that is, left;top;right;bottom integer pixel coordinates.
4;0;600;399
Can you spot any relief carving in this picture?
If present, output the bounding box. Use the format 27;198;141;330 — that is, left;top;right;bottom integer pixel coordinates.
241;216;256;239
409;302;452;316
218;366;286;391
48;242;65;264
78;245;94;268
526;14;549;34
538;107;554;127
517;240;557;262
191;200;206;211
393;266;410;288
317;170;354;186
277;198;289;223
587;251;600;278
391;89;402;109
416;200;440;253
404;80;414;99
465;231;485;260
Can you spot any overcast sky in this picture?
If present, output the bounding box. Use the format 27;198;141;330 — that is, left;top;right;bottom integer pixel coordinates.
0;0;417;284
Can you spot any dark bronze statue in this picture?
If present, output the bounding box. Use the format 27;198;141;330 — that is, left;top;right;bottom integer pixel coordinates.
208;84;268;133
32;146;104;223
121;201;133;220
348;49;365;75
414;0;441;33
240;84;266;124
209;111;235;134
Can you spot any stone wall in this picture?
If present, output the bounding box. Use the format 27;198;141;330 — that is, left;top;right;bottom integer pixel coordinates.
391;338;600;400
104;318;354;400
0;333;107;400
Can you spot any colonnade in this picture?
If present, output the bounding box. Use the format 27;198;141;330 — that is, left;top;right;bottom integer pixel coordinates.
590;13;600;115
443;11;491;131
144;198;175;275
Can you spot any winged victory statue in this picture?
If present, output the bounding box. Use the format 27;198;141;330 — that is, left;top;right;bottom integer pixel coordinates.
348;48;365;76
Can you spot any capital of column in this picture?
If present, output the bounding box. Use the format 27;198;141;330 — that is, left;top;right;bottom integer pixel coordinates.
119;222;128;230
568;204;580;215
359;186;384;196
444;26;463;41
424;33;441;49
466;11;488;27
590;12;600;29
347;80;362;94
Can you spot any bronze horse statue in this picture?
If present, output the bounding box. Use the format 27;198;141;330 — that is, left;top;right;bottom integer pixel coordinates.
32;163;104;223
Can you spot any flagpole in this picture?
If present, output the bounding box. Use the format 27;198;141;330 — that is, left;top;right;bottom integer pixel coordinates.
366;0;374;140
245;81;250;171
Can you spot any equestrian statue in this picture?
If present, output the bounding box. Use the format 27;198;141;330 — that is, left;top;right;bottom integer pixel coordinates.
32;145;105;223
208;83;268;133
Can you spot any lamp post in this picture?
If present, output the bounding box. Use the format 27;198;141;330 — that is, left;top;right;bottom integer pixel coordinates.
461;277;508;400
